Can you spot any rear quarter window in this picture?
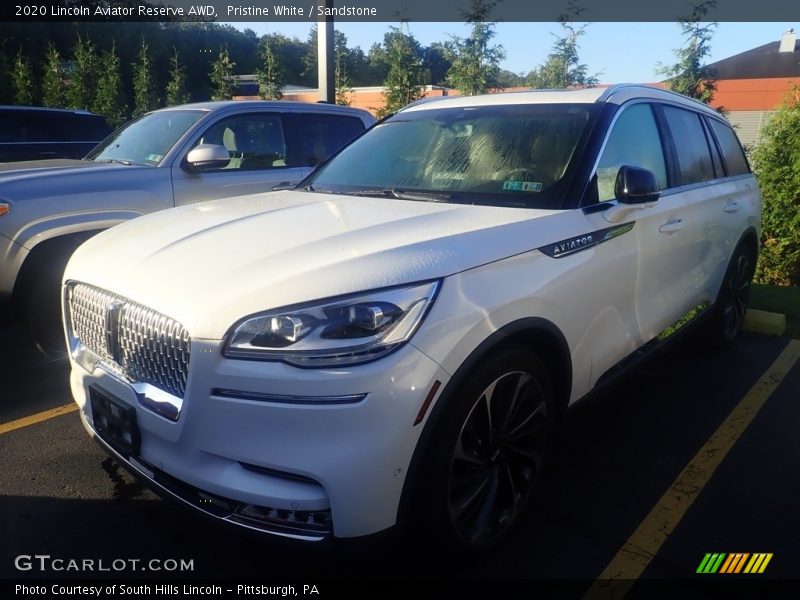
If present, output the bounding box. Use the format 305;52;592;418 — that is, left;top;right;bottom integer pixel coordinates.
707;118;750;176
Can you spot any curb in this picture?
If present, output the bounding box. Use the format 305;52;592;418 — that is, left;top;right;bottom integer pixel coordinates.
743;309;787;336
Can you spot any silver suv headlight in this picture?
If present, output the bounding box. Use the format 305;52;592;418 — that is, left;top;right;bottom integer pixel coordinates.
223;280;440;367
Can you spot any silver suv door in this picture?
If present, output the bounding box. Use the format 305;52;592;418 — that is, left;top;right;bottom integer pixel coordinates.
171;112;307;205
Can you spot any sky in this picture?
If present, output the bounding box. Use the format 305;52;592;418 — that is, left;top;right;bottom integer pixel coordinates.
228;21;796;83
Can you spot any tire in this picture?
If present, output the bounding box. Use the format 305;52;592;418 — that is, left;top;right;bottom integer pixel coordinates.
703;242;756;349
417;346;556;551
14;237;87;355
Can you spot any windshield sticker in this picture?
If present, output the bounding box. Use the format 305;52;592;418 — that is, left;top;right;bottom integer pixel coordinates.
146;154;163;163
503;180;543;192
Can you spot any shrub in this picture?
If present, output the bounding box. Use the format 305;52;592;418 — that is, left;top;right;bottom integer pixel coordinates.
750;86;800;286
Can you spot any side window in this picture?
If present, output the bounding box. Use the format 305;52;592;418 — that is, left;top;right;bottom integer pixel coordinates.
194;114;287;171
707;118;750;176
285;114;365;167
0;111;48;142
662;106;715;185
595;103;667;202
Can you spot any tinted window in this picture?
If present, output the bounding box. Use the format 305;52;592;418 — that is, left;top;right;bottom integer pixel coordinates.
286;114;365;167
707;118;750;176
0;111;47;142
662;106;715;185
59;114;111;141
195;114;287;171
595;103;667;201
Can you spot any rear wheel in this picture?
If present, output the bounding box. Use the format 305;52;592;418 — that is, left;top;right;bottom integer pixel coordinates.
419;347;555;550
703;242;756;348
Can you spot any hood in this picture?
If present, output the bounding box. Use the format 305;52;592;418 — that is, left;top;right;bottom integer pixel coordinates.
65;190;573;338
0;159;120;183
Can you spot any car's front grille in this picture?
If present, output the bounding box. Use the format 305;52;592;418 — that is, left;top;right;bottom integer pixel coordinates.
67;283;191;399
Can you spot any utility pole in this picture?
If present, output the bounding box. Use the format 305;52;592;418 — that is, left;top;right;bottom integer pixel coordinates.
317;0;335;103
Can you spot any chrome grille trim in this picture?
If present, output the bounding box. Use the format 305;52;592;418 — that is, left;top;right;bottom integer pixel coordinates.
67;282;191;399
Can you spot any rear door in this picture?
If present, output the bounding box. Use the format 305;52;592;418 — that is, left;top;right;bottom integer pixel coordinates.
656;104;729;312
171;111;306;205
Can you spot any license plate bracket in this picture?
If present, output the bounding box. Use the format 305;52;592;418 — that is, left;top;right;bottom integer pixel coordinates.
89;386;140;458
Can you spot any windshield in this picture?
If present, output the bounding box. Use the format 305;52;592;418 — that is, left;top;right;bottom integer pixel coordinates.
86;110;205;166
304;104;595;208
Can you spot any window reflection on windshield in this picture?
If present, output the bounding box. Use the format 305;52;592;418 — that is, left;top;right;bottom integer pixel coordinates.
306;104;594;208
87;110;205;166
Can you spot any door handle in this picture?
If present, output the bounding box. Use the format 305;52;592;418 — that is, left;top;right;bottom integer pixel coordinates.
659;219;685;234
724;202;740;213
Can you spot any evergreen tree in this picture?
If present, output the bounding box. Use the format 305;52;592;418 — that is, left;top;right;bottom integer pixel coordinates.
445;0;505;96
165;49;190;106
656;0;718;103
209;45;236;101
0;54;10;104
335;34;353;106
379;27;424;116
132;37;157;116
41;44;66;108
256;37;284;100
527;1;599;89
94;44;127;126
11;49;35;105
66;35;98;111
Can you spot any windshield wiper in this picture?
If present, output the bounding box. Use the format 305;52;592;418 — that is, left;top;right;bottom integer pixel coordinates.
349;188;454;202
94;158;134;166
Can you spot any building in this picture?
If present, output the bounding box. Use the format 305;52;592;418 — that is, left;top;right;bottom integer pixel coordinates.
232;76;457;115
706;29;800;146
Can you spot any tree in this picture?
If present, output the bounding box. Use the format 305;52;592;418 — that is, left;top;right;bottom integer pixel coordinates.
133;37;157;116
656;0;718;103
209;45;236;101
379;27;425;116
445;0;505;96
11;50;34;105
422;42;452;86
165;49;190;106
526;2;599;89
41;44;66;108
67;35;99;111
335;34;353;106
750;87;800;285
94;44;127;126
256;37;284;100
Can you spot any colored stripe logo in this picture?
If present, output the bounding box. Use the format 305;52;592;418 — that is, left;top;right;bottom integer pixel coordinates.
696;553;773;574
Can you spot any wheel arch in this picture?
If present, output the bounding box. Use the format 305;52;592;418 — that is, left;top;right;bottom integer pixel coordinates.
397;317;572;527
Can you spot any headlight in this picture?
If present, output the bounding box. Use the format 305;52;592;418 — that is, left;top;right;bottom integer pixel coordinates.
223;280;440;367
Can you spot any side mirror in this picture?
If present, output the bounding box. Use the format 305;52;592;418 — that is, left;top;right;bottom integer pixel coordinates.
185;144;230;170
614;165;660;204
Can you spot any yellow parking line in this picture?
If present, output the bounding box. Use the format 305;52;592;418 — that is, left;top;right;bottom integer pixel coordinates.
584;339;800;599
0;403;79;435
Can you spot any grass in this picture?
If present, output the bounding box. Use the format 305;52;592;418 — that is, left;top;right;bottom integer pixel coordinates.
750;284;800;338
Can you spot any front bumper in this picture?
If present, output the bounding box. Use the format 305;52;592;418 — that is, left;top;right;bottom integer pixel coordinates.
70;339;448;539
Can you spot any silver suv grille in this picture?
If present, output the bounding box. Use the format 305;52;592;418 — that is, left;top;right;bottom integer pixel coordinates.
67;283;191;399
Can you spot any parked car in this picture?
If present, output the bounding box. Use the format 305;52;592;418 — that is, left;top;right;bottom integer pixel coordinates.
63;85;759;549
0;101;374;346
0;106;111;162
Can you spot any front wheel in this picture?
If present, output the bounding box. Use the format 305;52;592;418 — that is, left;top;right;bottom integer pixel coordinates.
418;347;556;550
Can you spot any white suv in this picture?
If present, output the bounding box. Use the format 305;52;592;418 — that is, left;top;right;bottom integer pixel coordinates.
63;85;760;549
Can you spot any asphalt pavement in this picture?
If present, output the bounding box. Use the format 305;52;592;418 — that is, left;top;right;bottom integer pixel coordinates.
1;321;799;598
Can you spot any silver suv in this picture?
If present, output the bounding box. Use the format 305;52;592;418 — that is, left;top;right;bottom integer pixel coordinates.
0;101;374;347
